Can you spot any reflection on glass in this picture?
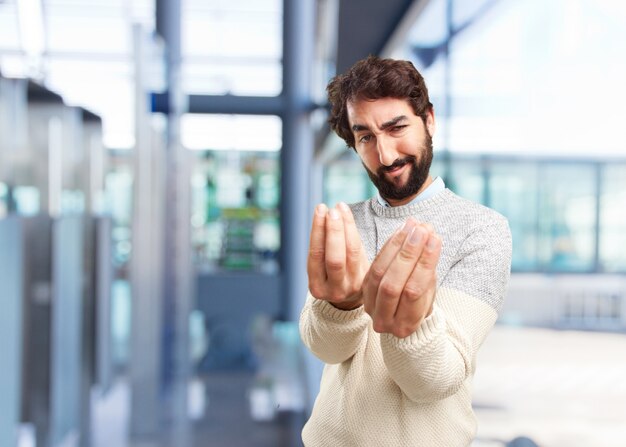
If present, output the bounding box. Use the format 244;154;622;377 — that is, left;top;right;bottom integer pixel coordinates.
0;182;7;217
324;153;374;207
191;150;280;273
105;166;133;268
447;158;484;204
182;0;282;97
489;161;539;271
320;154;626;274
600;164;626;272
538;164;596;272
13;186;40;216
181;114;281;152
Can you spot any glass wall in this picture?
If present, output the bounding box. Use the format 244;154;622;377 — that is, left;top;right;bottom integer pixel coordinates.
190;150;280;273
489;160;539;271
600;164;626;272
537;163;597;272
182;0;282;96
183;113;282;273
323;154;626;274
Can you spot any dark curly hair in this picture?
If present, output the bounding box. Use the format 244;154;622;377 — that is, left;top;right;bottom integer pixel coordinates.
326;56;433;149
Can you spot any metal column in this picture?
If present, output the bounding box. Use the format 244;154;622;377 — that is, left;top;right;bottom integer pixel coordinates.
0;217;24;447
130;25;165;440
157;0;193;444
281;0;317;322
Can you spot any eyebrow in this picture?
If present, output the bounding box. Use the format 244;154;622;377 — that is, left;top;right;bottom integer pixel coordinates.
351;115;408;132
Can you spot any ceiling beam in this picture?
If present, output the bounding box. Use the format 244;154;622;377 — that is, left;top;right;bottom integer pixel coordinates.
335;0;416;74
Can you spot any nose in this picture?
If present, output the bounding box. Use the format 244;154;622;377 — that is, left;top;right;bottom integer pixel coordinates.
377;136;398;166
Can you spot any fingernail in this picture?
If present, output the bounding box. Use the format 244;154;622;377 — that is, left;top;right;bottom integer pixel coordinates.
315;203;327;216
408;227;423;245
329;209;340;220
426;234;439;250
338;202;349;213
400;219;415;234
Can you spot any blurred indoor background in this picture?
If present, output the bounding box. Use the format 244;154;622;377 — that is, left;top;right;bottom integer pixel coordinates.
1;0;626;446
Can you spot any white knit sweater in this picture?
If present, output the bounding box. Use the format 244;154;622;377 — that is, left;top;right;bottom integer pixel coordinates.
300;189;512;447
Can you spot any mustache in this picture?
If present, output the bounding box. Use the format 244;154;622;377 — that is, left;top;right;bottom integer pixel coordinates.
379;156;416;175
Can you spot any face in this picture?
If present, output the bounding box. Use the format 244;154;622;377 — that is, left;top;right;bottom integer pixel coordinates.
347;97;436;206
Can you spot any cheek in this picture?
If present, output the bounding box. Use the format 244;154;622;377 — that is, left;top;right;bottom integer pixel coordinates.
362;152;382;171
400;135;420;156
356;149;378;169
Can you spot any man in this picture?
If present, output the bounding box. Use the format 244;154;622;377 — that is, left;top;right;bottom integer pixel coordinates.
299;56;512;446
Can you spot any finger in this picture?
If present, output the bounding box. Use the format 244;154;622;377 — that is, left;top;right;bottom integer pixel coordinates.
422;222;435;235
373;225;428;332
363;218;416;315
324;205;347;287
307;204;328;298
417;231;442;272
338;202;367;278
394;232;442;331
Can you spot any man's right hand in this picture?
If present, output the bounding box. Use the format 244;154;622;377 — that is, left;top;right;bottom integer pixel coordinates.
307;202;369;310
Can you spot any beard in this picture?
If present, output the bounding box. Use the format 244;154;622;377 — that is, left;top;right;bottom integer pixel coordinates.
363;134;433;202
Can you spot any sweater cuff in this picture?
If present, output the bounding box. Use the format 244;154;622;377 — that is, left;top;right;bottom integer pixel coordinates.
311;297;366;322
382;306;445;348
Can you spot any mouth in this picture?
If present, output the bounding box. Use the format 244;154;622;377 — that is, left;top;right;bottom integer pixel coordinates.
381;158;411;178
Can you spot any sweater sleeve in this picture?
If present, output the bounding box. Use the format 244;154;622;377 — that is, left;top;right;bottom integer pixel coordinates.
299;292;370;365
379;218;512;403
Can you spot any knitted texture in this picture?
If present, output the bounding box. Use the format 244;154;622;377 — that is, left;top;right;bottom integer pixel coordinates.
300;188;512;447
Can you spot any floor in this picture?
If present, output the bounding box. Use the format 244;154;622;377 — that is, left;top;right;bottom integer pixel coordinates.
90;371;304;447
193;371;305;447
471;326;626;447
88;326;626;447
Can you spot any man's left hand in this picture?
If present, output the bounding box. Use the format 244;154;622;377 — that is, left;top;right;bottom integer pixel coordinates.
362;218;442;338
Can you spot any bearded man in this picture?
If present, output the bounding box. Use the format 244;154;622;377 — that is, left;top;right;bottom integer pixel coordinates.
300;56;512;446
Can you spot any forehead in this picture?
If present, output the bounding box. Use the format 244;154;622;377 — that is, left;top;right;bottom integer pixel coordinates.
346;97;414;126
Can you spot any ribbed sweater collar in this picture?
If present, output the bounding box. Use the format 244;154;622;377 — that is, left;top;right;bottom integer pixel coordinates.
369;188;454;218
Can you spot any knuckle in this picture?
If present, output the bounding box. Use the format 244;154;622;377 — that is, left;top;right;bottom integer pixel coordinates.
347;283;361;297
369;265;386;282
372;321;386;333
395;327;413;339
379;281;401;298
403;284;425;302
397;246;417;263
328;293;345;302
308;248;325;261
325;258;344;272
389;234;405;250
309;283;325;299
346;244;361;259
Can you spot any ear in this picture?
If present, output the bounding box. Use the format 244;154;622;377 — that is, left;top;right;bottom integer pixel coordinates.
425;107;436;138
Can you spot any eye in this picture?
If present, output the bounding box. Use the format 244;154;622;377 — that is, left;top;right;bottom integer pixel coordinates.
391;125;408;132
359;134;372;144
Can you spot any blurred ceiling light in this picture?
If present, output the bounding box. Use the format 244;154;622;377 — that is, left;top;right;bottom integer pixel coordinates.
16;0;46;64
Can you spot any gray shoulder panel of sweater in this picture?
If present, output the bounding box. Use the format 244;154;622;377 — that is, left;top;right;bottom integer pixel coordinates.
349;189;512;312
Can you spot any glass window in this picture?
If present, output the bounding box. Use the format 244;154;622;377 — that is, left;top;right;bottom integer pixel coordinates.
447;158;484;204
323;152;373;207
489;161;540;271
182;0;282;97
538;163;597;272
599;164;626;272
0;182;6;218
399;0;626;157
191;150;280;273
181;114;281;151
1;0;153;148
0;2;21;52
105;162;134;268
